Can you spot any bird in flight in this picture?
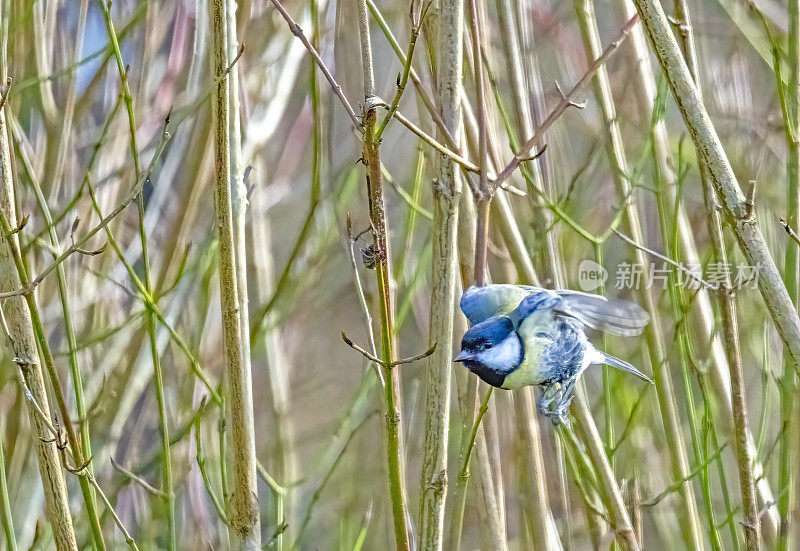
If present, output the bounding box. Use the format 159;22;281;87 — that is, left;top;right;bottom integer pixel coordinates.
455;284;653;424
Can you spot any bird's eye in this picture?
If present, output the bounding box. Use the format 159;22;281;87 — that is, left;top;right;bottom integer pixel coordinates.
484;343;493;350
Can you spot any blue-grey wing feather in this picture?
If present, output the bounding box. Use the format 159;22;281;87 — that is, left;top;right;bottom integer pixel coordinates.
461;284;649;337
460;284;541;325
508;290;561;329
555;293;650;336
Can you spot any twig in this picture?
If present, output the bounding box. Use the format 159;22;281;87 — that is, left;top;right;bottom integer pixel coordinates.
346;215;384;386
267;0;362;131
111;457;167;498
341;332;435;367
779;216;800;247
391;110;483;174
613;229;716;290
493;14;639;189
19;373;139;550
643;443;729;507
375;1;430;140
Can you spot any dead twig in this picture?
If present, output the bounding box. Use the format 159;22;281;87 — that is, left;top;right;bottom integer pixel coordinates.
493;14;639;189
341;332;436;367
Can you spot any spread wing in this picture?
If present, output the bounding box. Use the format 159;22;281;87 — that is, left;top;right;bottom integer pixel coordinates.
506;289;650;337
554;292;650;337
461;284;650;336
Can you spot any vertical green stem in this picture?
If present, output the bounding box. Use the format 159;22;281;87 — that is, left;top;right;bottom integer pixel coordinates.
355;0;410;545
781;3;800;550
0;420;16;551
573;1;704;547
96;1;175;547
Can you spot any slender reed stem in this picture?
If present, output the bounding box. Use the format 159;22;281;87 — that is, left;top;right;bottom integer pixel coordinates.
450;386;493;547
573;2;704;547
0;423;15;551
417;0;463;542
96;2;176;545
622;0;775;541
572;394;641;551
354;0;410;547
631;0;800;366
211;0;261;546
0;54;79;551
779;2;800;549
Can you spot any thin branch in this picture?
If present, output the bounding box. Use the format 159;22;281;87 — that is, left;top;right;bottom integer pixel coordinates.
613;229;715;290
267;0;362;131
111;457;167;498
341;332;435;367
493;14;640;189
779;216;800;247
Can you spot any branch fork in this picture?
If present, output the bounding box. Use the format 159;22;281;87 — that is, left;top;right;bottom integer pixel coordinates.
341;331;436;367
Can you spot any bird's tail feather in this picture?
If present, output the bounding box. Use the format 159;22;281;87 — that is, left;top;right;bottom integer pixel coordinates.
598;352;654;384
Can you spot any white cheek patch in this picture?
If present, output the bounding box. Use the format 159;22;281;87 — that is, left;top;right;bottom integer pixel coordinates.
480;334;521;371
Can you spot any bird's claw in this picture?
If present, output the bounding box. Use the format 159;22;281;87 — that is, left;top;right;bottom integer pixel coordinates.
536;382;575;426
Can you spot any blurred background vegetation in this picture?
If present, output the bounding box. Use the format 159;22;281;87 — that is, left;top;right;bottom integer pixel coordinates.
0;0;798;549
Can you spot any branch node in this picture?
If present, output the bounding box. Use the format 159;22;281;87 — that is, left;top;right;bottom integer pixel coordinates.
555;81;585;109
743;179;757;221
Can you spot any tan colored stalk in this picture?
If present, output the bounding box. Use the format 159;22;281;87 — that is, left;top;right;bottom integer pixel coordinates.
225;0;253;443
513;390;555;550
572;395;640;551
460;79;558;550
780;2;800;549
572;2;704;547
0;80;77;551
251;190;299;548
631;0;800;366
493;0;561;286
210;0;261;547
718;286;760;549
418;0;463;543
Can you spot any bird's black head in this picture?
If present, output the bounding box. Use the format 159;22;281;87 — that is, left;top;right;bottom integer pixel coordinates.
454;316;522;388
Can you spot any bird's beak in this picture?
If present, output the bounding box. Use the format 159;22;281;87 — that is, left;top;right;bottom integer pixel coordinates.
453;350;471;362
